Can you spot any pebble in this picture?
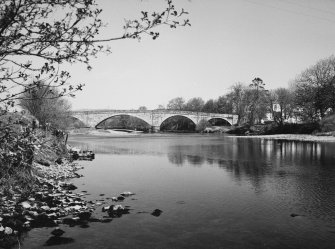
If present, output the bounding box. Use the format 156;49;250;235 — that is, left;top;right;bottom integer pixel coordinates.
20;201;31;209
102;206;110;212
41;206;50;211
4;227;13;235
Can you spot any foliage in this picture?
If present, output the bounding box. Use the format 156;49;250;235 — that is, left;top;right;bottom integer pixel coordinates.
138;106;147;111
293;55;335;121
0;114;36;194
263;123;320;135
320;114;335;132
202;99;216;113
226;83;246;125
269;88;294;126
196;119;210;132
185;97;204;112
157;104;165;109
20;86;72;130
167;97;185;110
0;112;70;195
215;95;232;114
165;55;335;127
246;78;269;125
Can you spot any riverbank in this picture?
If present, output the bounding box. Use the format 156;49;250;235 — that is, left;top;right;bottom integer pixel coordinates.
0;131;136;249
231;134;335;143
0;149;91;245
0;125;95;248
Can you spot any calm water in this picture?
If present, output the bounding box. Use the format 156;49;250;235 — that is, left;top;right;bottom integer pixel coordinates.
21;134;335;249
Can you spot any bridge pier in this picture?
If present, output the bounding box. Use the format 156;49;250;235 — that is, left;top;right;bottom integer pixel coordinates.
151;126;160;133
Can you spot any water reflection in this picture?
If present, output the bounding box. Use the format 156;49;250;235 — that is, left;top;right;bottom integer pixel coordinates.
166;138;335;169
44;237;75;246
165;138;335;199
62;134;335;249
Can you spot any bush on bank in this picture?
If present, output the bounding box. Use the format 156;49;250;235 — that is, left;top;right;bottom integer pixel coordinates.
227;122;321;135
320;114;335;132
262;123;321;135
0;113;68;197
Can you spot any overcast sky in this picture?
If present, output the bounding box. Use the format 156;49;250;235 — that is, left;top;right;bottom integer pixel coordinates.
69;0;335;110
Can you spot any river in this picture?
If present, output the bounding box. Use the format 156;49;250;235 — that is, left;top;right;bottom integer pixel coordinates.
21;134;335;249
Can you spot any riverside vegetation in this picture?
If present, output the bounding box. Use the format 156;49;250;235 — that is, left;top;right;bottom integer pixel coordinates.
0;113;87;248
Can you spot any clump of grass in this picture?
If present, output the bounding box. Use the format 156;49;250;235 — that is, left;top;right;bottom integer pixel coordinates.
0;169;37;197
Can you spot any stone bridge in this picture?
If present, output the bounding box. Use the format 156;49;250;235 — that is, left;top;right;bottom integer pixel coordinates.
71;109;238;131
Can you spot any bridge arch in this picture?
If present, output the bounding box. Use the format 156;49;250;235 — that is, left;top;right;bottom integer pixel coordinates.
159;115;197;131
207;117;232;126
95;114;151;129
68;116;88;128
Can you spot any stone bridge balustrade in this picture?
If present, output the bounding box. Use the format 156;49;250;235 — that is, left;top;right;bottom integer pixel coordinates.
71;109;238;131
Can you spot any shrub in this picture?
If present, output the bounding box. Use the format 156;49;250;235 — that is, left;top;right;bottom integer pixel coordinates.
320;114;335;132
196;119;211;132
0;115;36;195
263;123;320;135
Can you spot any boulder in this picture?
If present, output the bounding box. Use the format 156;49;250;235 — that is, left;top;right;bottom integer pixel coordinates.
51;227;65;237
20;201;31;209
30;214;57;228
151;209;163;217
77;212;91;220
120;191;135;197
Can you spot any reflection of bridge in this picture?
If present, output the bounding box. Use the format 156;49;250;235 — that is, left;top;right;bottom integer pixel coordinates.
71;109;238;131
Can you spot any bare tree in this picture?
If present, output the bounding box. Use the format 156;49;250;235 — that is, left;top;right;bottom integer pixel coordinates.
0;0;189;111
246;78;269;125
138;106;147;111
269;88;294;125
294;55;335;121
226;83;246;125
20;86;71;130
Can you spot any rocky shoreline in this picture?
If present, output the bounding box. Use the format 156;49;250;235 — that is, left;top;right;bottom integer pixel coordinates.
0;154;137;248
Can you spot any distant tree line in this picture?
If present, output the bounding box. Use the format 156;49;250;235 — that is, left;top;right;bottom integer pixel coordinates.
161;79;290;126
158;55;335;127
